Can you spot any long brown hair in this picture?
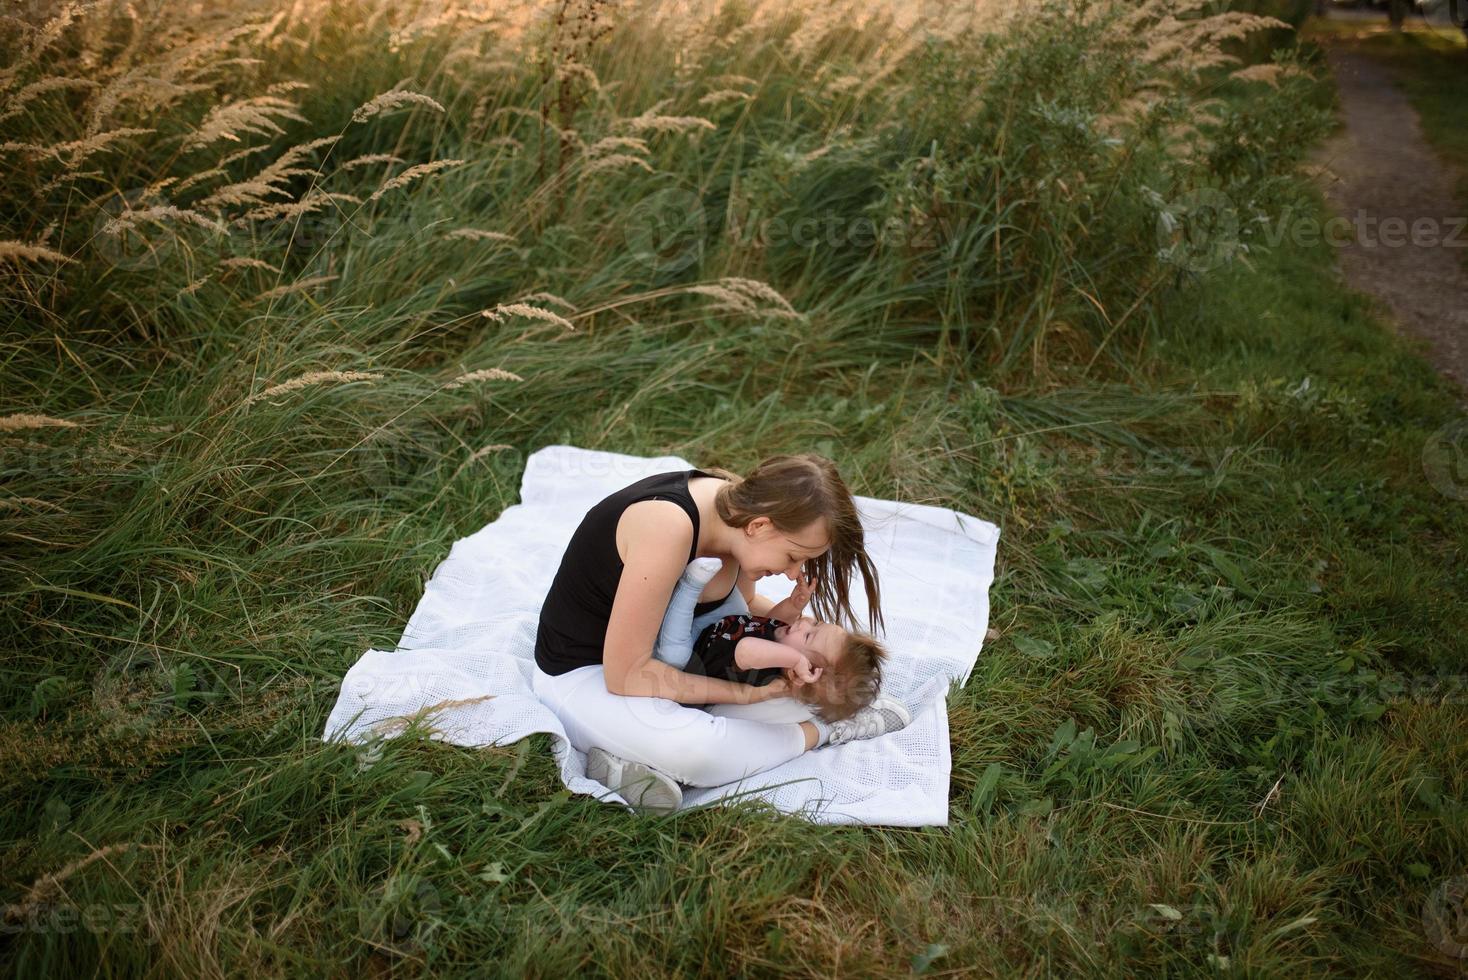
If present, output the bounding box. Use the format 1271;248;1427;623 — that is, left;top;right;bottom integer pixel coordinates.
702;453;885;636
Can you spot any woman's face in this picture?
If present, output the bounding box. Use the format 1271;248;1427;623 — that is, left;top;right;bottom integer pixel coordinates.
738;516;829;582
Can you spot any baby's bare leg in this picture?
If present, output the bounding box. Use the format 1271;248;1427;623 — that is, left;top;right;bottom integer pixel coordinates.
799;721;818;750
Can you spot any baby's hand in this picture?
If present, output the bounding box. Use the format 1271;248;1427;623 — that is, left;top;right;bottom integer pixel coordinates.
791;655;823;685
769;570;819;624
788;570;818;615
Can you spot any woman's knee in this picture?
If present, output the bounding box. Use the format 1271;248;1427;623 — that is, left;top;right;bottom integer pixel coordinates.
577;711;735;787
658;715;742;786
537;669;801;787
544;679;728;782
589;719;730;787
662;716;809;787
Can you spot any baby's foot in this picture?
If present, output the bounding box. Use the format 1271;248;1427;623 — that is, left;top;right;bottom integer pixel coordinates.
822;695;912;746
684;556;723;589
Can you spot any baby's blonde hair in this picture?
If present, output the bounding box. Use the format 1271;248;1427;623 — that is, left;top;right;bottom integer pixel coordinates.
794;629;886;723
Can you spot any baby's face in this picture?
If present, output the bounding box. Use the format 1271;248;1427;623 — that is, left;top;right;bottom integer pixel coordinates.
776;616;846;669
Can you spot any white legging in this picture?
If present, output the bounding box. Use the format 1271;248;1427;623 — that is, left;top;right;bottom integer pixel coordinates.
531;662;816;787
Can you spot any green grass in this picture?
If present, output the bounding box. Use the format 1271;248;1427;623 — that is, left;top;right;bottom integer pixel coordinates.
3;1;1467;975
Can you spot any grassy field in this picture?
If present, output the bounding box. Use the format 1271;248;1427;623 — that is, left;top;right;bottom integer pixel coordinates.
3;0;1467;975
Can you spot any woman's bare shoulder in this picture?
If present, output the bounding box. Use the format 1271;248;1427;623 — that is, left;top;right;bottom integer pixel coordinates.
614;498;694;565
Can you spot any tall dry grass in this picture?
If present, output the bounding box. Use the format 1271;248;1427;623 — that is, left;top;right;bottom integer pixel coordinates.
2;0;1301;352
10;3;1457;978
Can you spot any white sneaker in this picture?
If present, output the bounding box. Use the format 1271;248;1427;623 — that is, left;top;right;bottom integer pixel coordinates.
584;746;683;815
824;695;912;746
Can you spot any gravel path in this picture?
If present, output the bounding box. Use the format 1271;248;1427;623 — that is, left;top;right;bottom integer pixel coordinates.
1313;45;1468;402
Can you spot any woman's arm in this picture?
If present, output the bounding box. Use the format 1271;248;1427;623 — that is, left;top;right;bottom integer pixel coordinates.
618;654;788;705
602;502;788;705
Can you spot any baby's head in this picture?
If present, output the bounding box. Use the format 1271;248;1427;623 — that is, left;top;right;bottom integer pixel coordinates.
777;617;886;723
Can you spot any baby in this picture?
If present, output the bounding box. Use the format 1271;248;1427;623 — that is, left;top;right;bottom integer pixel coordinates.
653;557;887;722
688;611;887;722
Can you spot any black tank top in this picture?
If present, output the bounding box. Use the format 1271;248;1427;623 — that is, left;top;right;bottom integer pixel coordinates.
533;468;738;676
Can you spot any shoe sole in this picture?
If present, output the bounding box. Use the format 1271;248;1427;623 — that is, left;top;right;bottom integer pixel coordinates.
585;747;683;815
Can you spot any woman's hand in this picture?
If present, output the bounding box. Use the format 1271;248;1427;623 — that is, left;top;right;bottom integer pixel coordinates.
752;676;793;701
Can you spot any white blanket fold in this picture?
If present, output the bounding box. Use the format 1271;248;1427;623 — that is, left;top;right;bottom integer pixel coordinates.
321;445;1000;826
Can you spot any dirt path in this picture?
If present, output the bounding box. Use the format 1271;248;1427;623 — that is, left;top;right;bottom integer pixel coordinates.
1312;45;1468;402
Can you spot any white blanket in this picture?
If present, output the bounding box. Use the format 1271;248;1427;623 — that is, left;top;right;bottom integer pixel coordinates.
321;445;1000;826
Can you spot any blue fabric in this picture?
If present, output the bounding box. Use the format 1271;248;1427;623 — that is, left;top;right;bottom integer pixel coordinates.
653;558;749;670
689;586;751;639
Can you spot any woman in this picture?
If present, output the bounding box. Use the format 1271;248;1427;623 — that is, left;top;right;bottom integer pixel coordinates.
530;454;912;812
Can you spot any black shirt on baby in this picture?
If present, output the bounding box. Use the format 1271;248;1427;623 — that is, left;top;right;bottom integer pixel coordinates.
690;614;787;687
